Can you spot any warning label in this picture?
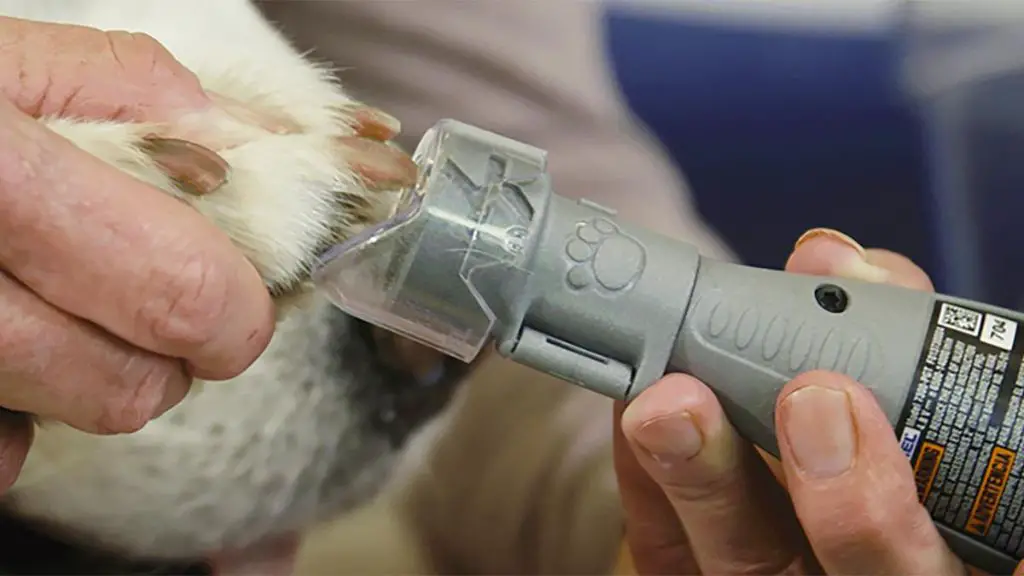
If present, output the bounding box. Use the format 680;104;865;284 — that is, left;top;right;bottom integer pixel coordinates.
896;298;1024;557
913;441;944;504
967;447;1016;537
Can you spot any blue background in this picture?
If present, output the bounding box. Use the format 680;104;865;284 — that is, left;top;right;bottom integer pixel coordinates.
602;7;944;291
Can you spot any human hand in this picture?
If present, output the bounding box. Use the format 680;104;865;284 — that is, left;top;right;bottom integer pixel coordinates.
0;17;282;491
614;228;1024;575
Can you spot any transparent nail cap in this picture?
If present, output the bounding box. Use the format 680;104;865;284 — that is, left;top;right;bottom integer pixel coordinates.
312;119;547;362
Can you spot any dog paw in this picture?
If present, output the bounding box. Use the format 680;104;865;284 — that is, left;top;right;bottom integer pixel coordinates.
42;97;416;298
564;218;645;293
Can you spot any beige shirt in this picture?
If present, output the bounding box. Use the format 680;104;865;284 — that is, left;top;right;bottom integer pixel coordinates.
258;0;733;257
257;2;734;574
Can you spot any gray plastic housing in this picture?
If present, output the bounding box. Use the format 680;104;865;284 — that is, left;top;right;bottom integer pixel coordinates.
314;119;1024;574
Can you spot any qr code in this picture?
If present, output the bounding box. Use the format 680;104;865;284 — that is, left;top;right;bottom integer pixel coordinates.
937;303;983;336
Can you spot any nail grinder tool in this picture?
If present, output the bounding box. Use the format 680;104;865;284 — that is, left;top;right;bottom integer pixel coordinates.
313;119;1024;574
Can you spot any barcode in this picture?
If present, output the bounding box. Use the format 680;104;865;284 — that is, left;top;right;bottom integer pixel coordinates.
937;303;983;337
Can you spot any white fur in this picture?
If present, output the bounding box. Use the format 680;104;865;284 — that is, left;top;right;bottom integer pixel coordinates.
0;2;629;572
0;0;414;560
11;0;366;289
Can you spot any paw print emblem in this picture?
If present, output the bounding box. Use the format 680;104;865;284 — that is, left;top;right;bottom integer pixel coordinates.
564;218;646;292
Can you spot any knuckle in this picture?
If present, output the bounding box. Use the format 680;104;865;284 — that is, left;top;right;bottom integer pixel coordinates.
0;113;45;190
849;495;896;542
805;486;903;553
0;21;49;115
0;275;55;380
102;30;164;74
136;251;231;357
129;32;178;79
103;30;204;101
651;438;755;503
658;459;745;503
125;31;164;53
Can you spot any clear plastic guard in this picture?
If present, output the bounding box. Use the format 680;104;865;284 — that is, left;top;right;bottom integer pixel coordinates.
312;119;546;362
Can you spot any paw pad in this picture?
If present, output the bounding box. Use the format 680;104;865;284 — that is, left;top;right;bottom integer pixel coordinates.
564;218;645;292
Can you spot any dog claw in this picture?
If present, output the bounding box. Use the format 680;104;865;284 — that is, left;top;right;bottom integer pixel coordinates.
331;103;402;141
141;136;230;196
335;136;417;191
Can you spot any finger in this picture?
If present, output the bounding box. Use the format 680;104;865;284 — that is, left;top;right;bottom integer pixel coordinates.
0;99;274;380
0;410;32;494
777;370;964;574
787;228;935;291
613;398;700;575
621;374;813;574
863;248;935;290
0;271;189;434
0;16;210;122
336;136;418;190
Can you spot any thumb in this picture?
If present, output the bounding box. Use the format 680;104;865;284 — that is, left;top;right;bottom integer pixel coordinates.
785;228;935;292
0;16;210;122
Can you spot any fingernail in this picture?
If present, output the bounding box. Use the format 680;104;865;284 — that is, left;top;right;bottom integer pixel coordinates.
632;412;704;463
795;228;866;257
794;227;889;283
781;386;856;479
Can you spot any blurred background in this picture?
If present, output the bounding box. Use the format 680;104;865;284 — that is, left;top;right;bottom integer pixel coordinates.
603;0;1024;309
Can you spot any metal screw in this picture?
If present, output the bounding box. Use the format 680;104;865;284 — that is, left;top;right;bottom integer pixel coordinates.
815;284;849;313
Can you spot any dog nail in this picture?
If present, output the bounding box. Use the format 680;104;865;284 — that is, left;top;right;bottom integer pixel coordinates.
339;104;402;141
141;136;230;195
336;137;417;189
361;108;401;139
209;92;300;134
